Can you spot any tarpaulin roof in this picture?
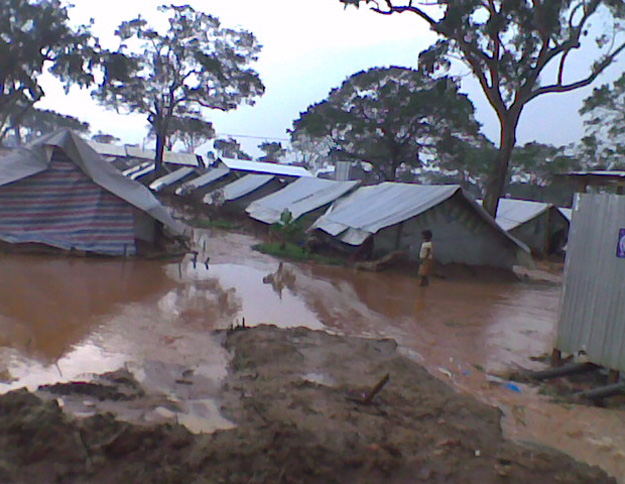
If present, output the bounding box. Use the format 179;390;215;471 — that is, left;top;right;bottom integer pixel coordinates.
219;174;277;202
175;167;231;196
87;141;127;157
149;167;196;192
494;198;552;231
127;162;156;180
125;146;202;166
558;207;572;221
220;157;313;178
122;161;153;178
313;182;526;248
246;177;360;224
0;129;185;234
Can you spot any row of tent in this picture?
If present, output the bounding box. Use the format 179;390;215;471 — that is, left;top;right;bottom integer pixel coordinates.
132;148;573;270
0;130;572;267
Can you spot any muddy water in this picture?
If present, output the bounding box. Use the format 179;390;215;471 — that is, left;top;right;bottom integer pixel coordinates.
0;230;624;481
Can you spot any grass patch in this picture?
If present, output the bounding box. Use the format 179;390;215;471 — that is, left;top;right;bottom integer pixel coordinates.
190;217;240;230
254;242;344;266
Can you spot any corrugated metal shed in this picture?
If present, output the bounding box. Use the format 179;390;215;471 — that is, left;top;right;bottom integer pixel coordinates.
175;167;230;196
149;167;196;192
556;193;625;371
209;174;277;202
246;178;360;224
220;157;313;178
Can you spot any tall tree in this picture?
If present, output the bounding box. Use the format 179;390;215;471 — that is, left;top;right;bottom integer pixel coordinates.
8;108;89;146
148;116;215;153
0;0;99;146
579;72;625;168
291;66;481;181
340;0;625;215
257;141;286;162
214;137;252;160
93;5;264;172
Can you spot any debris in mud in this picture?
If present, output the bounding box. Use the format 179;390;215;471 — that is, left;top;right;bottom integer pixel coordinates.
39;368;145;401
0;326;618;483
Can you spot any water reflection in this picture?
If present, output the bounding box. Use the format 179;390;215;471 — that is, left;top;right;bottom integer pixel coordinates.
1;231;623;481
0;254;174;362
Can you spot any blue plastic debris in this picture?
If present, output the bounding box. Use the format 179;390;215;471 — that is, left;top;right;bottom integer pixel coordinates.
504;382;522;393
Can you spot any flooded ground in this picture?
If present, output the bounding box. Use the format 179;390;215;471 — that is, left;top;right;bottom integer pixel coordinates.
1;229;624;481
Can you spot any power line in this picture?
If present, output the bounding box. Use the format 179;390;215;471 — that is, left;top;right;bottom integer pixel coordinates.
216;132;290;142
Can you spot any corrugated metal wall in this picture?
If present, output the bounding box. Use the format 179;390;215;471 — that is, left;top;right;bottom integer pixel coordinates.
557;193;625;371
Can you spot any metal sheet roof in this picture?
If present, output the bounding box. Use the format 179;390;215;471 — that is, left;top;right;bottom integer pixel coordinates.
0;129;184;234
246;177;360;224
122;161;153;177
563;170;625;178
494;198;551;231
312;183;527;249
175;167;230;196
205;174;276;203
128;163;155;180
87;141;127;157
220;157;313;178
124;146;201;166
312;183;460;245
149;167;196;192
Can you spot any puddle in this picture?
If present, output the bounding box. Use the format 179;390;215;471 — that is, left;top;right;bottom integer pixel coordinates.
0;230;624;481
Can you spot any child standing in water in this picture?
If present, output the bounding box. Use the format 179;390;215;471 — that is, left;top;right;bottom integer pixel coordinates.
418;230;434;287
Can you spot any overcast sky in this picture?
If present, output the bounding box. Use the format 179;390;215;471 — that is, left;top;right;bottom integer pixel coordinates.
37;0;624;158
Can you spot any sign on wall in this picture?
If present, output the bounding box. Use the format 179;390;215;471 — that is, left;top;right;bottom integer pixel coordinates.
619;228;625;258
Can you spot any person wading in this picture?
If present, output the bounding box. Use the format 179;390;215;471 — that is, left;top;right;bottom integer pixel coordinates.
418;230;434;287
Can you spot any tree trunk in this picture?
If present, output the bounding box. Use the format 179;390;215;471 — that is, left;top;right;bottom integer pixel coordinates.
483;111;521;217
155;130;166;176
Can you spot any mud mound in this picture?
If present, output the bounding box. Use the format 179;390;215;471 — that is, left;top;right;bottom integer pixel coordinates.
0;326;616;483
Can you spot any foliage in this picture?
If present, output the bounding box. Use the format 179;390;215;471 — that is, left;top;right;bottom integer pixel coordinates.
289;133;333;170
214;137;253;160
149;116;215;153
291;66;481;181
429;134;496;193
270;209;302;249
5;108;89;146
257;141;286;162
93;5;264;169
340;0;625;214
510;142;581;185
0;0;100;145
92;132;120;144
579;72;625;168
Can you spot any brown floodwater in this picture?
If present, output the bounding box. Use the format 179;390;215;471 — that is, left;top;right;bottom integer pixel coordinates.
1;230;624;481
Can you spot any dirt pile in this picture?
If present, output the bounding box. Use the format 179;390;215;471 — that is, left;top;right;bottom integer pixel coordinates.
0;325;616;483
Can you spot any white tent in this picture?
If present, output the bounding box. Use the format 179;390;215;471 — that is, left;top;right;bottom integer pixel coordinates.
246;177;360;224
494;198;570;255
312;182;530;269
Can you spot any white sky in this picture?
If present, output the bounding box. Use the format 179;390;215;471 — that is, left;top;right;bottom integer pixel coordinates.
37;0;625;158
